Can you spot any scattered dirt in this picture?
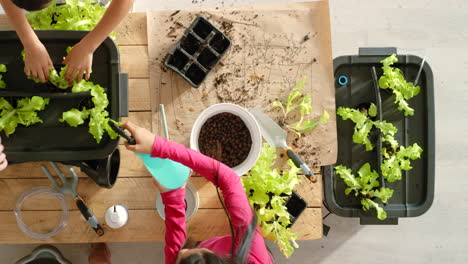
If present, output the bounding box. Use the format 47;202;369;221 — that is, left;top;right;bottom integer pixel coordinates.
201;92;209;102
214;72;230;88
167;26;178;39
249;72;264;84
213;69;265;105
170;10;180;17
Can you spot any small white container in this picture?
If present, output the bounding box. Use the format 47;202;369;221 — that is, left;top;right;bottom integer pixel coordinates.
190;103;262;176
105;205;129;229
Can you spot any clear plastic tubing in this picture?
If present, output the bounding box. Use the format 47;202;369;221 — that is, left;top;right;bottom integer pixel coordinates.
15;186;68;240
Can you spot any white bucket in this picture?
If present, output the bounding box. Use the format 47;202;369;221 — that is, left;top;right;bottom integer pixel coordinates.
190;103;262;176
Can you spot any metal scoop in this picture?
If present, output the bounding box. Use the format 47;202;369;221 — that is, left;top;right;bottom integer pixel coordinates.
41;162;104;236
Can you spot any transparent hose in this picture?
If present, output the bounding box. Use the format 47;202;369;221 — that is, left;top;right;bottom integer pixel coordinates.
14;186;68;240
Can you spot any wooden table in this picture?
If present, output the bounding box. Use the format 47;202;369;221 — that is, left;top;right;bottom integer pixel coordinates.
0;13;323;244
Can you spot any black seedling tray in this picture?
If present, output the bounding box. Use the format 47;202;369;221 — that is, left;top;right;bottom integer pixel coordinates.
0;31;128;183
164;16;231;88
323;47;435;225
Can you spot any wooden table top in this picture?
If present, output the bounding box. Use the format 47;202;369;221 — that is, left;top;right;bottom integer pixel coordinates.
0;12;323;244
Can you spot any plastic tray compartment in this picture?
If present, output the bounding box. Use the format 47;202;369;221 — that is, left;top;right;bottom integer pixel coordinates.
164;16;231;88
323;47;435;225
0;30;129;163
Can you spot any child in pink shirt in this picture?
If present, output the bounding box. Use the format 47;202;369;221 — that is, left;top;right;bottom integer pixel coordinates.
122;122;274;264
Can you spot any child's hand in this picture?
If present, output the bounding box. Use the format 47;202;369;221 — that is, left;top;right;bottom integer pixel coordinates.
121;122;155;154
62;41;93;84
0;144;8;171
24;41;53;83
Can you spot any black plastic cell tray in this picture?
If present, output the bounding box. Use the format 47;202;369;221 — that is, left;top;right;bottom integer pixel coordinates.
323;47;435;224
164;16;231;88
0;31;128;163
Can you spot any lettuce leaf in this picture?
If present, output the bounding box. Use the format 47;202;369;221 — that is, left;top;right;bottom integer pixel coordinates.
361;198;387;220
335;163;393;220
381;136;423;182
60;108;90;127
337;107;399;150
242;143;301;258
27;0;115;39
378;54;421;116
61;80;118;143
0;64;7;88
0;96;49;136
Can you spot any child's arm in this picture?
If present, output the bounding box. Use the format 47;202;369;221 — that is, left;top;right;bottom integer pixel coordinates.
63;0;134;83
122;121;254;228
161;188;187;264
0;0;52;83
0;143;7;171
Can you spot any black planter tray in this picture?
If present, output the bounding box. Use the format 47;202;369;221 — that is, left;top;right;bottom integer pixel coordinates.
164;16;231;88
0;31;129;188
323;47;435;224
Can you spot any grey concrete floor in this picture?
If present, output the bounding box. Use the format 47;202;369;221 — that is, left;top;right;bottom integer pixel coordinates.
1;0;467;263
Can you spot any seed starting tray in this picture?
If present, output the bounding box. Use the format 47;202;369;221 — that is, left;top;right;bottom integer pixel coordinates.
164;16;231;88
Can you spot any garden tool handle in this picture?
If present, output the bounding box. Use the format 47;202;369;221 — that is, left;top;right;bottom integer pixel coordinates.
75;197;104;236
286;149;316;183
108;121;136;145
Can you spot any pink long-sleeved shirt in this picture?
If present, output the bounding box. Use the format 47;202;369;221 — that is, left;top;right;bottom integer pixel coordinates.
151;136;273;264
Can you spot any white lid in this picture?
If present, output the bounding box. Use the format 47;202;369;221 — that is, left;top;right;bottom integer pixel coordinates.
105;205;129;229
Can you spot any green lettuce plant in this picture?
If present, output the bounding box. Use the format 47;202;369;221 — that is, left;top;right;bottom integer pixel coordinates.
272;77;329;137
381;135;423;182
0;96;49;136
27;0;115;39
242;143;301;258
60;80;118;143
0;64;7;88
337;103;397;151
335;163;394;220
378;54;421;116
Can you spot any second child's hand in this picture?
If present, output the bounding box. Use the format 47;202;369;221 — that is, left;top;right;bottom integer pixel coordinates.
24;41;53;83
121;122;156;155
63;41;93;84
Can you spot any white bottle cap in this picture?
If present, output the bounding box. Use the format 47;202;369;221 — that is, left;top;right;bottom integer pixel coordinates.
105;205;129;229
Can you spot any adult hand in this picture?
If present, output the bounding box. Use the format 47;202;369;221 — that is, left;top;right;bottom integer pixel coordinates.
62;41;93;84
121;121;155;154
88;243;111;264
0;144;7;171
24;41;52;83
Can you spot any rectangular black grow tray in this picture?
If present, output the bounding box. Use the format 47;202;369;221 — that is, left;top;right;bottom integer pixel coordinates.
323;47;435;225
0;31;128;187
164;16;231;88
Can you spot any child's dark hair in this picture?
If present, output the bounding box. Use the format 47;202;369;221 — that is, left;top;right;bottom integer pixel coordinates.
12;0;53;11
179;153;260;264
180;252;230;264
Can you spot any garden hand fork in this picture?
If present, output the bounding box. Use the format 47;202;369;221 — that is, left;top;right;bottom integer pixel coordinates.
41;162;104;236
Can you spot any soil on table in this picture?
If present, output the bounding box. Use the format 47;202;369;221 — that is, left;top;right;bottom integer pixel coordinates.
198;112;252;168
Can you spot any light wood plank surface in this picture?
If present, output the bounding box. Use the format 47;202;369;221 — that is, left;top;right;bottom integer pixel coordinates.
0;208;321;244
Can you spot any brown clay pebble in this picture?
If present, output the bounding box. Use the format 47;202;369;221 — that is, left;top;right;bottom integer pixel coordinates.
198;112;252;168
